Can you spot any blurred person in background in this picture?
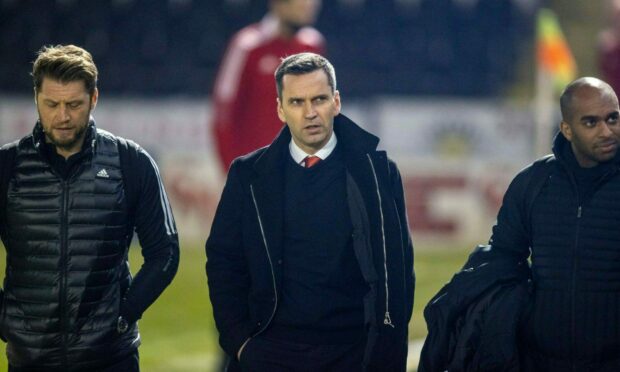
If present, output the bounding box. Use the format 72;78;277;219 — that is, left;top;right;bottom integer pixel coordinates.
210;0;325;173
0;44;179;371
599;0;620;93
206;53;414;372
423;77;620;371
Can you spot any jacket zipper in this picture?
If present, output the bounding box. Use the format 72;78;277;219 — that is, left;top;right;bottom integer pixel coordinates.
60;181;69;368
558;161;615;371
366;154;394;328
565;161;580;372
250;185;278;335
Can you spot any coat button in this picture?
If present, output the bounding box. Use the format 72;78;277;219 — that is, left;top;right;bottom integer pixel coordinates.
271;297;275;302
277;259;282;265
257;321;261;327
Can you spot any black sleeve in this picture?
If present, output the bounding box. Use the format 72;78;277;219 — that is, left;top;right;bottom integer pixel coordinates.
486;165;534;262
0;142;16;238
388;159;415;322
205;161;253;358
118;140;180;324
0;142;17;305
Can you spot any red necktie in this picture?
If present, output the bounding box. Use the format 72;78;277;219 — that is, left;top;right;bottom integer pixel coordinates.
304;156;321;168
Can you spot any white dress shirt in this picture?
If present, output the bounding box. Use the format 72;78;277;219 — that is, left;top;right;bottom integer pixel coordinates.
288;132;338;167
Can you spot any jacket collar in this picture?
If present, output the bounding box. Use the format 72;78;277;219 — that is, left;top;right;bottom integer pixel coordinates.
552;131;620;170
247;113;381;268
251;113;379;175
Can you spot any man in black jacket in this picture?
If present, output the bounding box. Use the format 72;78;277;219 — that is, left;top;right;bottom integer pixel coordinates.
206;53;414;371
0;45;179;371
482;77;620;371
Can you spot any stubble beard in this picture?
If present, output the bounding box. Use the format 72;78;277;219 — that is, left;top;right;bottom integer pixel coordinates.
39;107;91;152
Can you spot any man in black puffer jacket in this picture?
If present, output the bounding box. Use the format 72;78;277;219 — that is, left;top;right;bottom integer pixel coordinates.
479;77;620;371
0;45;179;371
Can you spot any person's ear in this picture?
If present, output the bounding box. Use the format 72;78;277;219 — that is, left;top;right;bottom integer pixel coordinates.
333;90;341;116
560;120;572;141
277;98;286;123
90;88;99;111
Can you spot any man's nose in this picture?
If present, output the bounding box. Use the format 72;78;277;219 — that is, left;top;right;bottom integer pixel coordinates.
600;121;614;137
58;105;70;121
304;102;317;118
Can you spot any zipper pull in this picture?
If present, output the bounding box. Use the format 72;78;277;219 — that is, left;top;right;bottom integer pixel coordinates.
383;311;395;328
577;206;582;218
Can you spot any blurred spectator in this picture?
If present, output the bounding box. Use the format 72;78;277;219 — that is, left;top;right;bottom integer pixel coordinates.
210;0;325;173
599;0;620;93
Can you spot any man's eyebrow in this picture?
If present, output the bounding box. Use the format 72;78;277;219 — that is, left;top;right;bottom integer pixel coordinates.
579;115;600;122
42;97;84;104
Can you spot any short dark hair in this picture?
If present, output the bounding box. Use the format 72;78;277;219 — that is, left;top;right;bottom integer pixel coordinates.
274;52;336;99
32;44;98;96
560;77;616;122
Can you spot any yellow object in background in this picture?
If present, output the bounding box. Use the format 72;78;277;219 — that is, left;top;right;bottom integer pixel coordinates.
537;8;578;92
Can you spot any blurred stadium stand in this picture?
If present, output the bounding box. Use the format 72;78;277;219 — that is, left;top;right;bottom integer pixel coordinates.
0;0;535;97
